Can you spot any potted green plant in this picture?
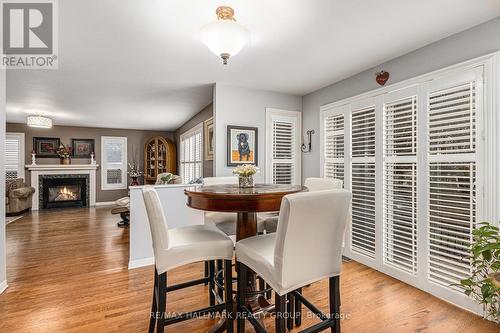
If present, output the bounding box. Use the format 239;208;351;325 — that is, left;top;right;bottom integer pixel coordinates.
455;222;500;323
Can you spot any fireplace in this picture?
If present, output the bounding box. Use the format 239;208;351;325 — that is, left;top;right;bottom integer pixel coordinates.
40;175;89;209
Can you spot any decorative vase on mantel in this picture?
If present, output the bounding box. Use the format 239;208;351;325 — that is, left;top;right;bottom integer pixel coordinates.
238;175;254;188
60;157;71;165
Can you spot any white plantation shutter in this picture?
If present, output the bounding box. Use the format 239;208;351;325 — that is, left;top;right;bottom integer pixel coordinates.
383;96;418;274
323;113;345;182
427;81;478;288
5;133;25;180
351;106;376;258
180;124;202;183
101;136;127;190
266;109;301;185
321;63;488;313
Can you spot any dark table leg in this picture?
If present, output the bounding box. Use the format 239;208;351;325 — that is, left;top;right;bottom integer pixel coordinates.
208;212;268;333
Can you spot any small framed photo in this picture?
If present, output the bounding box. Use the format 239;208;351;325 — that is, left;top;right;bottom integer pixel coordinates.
71;139;95;158
204;117;214;161
33;137;60;158
227;125;258;166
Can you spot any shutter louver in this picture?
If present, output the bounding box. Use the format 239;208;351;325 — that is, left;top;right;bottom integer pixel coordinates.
180;128;202;183
428;163;475;288
324;113;344;182
5;137;21;180
271;120;295;184
384;97;418;274
428;82;477;289
351;107;376;258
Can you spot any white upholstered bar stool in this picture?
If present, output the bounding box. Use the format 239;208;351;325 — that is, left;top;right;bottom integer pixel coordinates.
142;186;234;333
262;177;344;234
235;189;351;333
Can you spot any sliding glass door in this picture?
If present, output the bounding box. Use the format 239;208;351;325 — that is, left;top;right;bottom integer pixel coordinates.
321;65;485;313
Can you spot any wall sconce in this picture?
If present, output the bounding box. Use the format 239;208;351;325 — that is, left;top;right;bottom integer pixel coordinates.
301;130;315;153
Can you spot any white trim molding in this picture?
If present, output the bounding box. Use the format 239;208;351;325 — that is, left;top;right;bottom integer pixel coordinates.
0;279;7;294
26;164;99;211
95;201;116;207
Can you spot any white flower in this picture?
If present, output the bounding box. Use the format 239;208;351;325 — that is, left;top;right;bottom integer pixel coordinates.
232;164;259;176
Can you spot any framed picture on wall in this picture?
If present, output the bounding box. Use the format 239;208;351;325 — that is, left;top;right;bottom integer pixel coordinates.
33;137;60;158
72;139;95;158
227;125;258;166
204;117;214;161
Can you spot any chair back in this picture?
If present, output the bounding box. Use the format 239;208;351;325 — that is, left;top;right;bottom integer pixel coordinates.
304;177;343;191
203;176;238;186
274;189;351;291
142;186;170;259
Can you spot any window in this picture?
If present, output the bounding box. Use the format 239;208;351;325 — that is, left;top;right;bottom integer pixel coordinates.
266;109;302;185
101;136;127;190
322;111;345;182
180;124;203;183
351;105;377;258
427;81;477;289
5;132;25;180
383;93;418;275
320;59;493;313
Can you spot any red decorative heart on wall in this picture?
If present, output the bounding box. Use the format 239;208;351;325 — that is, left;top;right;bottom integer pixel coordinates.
376;71;390;86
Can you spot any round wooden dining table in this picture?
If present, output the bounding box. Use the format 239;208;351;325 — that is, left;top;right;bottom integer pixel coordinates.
185;183;306;332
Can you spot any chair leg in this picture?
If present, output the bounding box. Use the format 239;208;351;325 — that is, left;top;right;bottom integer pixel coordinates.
275;292;286;333
286;292;294;331
265;282;272;300
237;262;247;333
209;260;216;306
149;270;158;333
217;259;224;301
329;276;341;333
294;287;302;327
156;272;167;333
224;260;234;333
204;261;209;285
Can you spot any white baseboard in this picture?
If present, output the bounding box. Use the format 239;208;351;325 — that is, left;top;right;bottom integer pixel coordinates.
128;257;154;270
0;280;8;294
95;201;116;207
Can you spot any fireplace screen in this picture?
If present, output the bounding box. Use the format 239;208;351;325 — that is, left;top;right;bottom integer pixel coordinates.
48;185;81;202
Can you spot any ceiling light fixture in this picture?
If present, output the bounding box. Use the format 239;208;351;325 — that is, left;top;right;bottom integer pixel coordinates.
200;6;250;65
27;115;53;128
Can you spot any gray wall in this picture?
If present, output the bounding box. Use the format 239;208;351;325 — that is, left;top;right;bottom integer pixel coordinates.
214;84;302;182
302;16;500;181
175;103;214;178
0;64;6;291
6;123;175;202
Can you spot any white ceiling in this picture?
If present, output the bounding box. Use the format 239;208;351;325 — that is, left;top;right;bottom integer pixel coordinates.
6;0;500;130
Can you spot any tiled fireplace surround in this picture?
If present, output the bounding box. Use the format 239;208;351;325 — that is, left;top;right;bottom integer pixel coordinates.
26;164;98;210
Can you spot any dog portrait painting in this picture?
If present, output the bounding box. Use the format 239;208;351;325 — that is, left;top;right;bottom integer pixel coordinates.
227;126;258;166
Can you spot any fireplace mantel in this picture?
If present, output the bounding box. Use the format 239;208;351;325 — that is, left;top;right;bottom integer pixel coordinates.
26;164;99;171
26;164;99;210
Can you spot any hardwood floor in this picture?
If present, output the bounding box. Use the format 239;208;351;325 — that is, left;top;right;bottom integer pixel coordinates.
1;207;498;332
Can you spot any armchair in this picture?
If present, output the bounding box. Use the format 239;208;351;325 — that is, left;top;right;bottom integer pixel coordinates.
6;178;35;216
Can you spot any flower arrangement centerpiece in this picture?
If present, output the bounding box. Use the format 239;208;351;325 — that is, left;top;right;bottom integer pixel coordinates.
128;161;144;186
232;164;259;188
56;144;73;165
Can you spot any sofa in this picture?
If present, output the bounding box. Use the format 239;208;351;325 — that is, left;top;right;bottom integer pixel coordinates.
6;179;35;216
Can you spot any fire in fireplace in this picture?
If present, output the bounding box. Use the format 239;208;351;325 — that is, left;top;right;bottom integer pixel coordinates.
41;175;88;209
49;185;81;202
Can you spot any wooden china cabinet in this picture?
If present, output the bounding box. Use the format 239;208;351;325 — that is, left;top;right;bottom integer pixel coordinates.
143;136;176;184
